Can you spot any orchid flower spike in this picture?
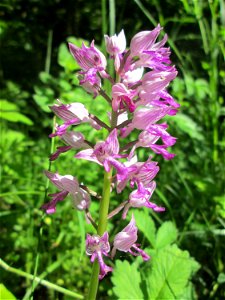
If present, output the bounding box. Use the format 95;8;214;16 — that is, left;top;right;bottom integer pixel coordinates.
42;25;179;283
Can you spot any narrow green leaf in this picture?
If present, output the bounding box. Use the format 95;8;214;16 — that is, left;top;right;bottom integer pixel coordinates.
111;260;144;299
0;111;33;125
0;100;18;111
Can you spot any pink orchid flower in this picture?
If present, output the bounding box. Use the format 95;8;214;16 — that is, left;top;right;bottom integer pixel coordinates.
111;215;150;261
86;232;113;280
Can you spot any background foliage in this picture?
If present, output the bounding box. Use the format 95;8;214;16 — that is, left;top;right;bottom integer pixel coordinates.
0;0;225;299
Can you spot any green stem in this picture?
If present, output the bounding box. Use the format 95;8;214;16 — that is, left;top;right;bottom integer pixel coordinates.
209;1;219;164
45;30;53;74
87;169;113;300
109;0;115;36
101;0;107;51
97;169;113;235
87;2;116;298
23;253;69;300
0;259;83;299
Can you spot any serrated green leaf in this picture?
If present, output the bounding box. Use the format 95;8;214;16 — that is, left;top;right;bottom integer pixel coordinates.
178;283;197;300
0;283;16;300
111;260;144;299
156;221;177;249
134;209;156;247
0;111;33;125
147;244;199;299
173;113;204;140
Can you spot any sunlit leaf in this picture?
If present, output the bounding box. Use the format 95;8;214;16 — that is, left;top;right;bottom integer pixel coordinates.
0;99;18;111
134;209;156;247
0;283;16;300
146;244;200;299
1;111;33;125
155;221;177;249
111;260;144;299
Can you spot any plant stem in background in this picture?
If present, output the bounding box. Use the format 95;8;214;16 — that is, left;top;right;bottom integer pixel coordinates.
192;0;220;163
101;0;107;51
109;0;115;36
209;0;219;164
45;30;53;74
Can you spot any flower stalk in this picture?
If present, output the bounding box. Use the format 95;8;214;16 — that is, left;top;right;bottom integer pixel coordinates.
87;104;117;299
87;168;113;300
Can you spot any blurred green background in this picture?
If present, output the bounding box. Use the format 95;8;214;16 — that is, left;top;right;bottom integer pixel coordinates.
0;0;225;299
